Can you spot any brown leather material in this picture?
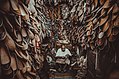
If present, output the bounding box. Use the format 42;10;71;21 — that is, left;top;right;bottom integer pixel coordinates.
26;61;32;72
91;3;95;11
28;0;37;17
0;45;11;68
0;0;45;79
58;5;61;19
92;17;98;25
31;38;36;47
21;61;27;74
10;0;19;11
86;15;92;23
15;70;24;79
106;24;112;37
0;0;10;13
9;0;20;15
91;31;96;40
112;4;119;15
3;16;14;32
112;27;119;36
0;17;3;27
86;21;93;28
78;9;83;17
3;16;19;41
113;16;119;27
89;41;95;50
28;71;36;77
35;34;40;43
0;26;6;41
16;32;22;43
17;50;29;61
15;50;24;59
103;0;110;9
15;41;24;49
94;0;98;8
107;5;114;14
8;15;21;32
100;8;107;18
19;3;29;20
109;33;116;42
99;15;109;26
10;54;17;71
25;76;33;79
98;38;107;50
27;29;35;39
21;40;28;50
112;14;118;21
100;0;106;6
4;32;16;51
102;20;110;32
3;67;13;76
21;28;27;37
16;56;24;70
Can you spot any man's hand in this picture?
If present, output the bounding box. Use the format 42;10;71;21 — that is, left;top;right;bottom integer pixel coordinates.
65;54;71;58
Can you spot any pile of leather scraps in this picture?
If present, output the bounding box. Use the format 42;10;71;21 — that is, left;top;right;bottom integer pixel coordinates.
0;0;51;79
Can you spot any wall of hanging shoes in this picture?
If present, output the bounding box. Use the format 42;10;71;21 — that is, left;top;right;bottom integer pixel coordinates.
0;0;50;79
0;0;119;79
42;0;119;78
67;0;119;79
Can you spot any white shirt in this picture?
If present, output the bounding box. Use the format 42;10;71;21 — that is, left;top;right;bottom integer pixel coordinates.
56;48;72;57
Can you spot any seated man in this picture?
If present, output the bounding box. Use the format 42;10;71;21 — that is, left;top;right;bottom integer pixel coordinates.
56;45;71;57
55;45;72;72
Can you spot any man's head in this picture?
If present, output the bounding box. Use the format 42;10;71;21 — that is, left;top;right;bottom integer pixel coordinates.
61;45;65;52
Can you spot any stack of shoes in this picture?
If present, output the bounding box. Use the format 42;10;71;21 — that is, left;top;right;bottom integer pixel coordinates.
0;0;52;79
66;0;119;79
0;0;118;79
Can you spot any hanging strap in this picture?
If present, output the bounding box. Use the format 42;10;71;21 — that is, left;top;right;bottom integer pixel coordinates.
95;49;100;71
58;4;61;19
